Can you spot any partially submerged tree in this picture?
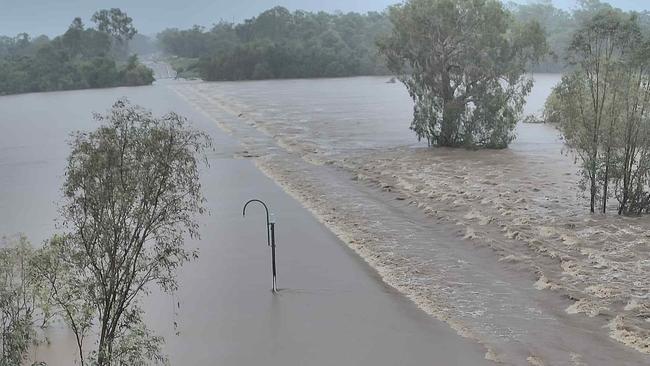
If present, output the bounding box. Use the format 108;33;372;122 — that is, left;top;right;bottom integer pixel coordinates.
547;9;649;213
613;38;650;214
0;236;47;366
547;8;650;215
378;0;546;148
36;99;211;365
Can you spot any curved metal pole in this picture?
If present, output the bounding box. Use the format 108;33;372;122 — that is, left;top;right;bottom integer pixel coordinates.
242;199;277;292
242;199;270;247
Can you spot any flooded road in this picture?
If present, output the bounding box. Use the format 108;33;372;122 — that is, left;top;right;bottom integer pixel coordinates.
171;74;650;365
0;83;491;365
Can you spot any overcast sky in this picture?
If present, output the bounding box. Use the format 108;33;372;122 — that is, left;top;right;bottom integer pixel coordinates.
0;0;648;37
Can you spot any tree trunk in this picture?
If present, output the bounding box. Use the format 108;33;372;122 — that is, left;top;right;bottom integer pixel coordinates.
590;171;597;214
441;102;455;146
440;70;456;146
602;149;610;213
602;171;608;213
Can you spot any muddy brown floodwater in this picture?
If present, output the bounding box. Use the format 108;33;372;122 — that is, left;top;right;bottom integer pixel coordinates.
171;74;650;365
1;83;492;365
3;73;649;365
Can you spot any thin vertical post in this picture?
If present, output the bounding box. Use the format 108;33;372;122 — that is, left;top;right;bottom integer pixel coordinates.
270;221;277;292
242;199;278;292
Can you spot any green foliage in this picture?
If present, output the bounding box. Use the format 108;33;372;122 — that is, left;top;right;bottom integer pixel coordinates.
34;100;211;365
91;8;137;44
0;236;47;366
121;55;155;86
379;0;546;148
158;7;392;80
0;11;153;96
546;7;650;215
92;8;138;59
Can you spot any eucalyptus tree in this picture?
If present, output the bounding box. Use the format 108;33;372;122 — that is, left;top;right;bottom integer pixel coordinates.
92;8;137;59
548;9;642;213
0;237;46;366
36;100;212;365
612;35;650;214
378;0;546;148
91;8;137;45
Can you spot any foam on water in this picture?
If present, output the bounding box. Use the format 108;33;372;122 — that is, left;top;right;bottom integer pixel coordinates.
170;75;650;365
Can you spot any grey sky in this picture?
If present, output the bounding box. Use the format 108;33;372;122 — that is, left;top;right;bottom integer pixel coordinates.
0;0;648;37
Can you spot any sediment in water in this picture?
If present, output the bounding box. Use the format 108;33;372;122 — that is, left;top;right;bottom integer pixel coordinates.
170;79;650;363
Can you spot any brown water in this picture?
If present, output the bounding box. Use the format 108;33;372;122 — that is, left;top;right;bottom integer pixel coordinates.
170;74;650;365
3;74;649;365
0;83;492;365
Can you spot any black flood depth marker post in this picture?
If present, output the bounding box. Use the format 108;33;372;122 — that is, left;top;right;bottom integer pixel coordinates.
242;199;277;292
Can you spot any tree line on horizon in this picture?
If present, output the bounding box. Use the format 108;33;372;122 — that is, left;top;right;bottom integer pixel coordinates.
0;9;154;95
158;7;393;80
157;1;650;81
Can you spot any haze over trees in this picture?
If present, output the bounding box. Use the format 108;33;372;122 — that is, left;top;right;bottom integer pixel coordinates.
378;0;546;148
92;8;138;59
157;1;650;80
158;6;392;80
0;9;153;96
508;0;650;73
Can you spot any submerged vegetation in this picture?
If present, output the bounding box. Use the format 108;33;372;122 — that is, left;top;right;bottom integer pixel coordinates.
1;101;212;365
0;9;153;96
0;237;44;366
379;0;546;148
49;100;211;365
546;8;650;215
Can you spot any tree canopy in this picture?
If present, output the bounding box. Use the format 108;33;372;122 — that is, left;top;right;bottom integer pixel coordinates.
546;7;650;215
0;237;43;366
0;10;153;95
379;0;547;148
91;8;137;44
33;100;212;365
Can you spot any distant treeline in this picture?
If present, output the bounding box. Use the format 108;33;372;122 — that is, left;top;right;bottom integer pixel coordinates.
159;1;650;80
0;10;154;96
157;7;392;80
